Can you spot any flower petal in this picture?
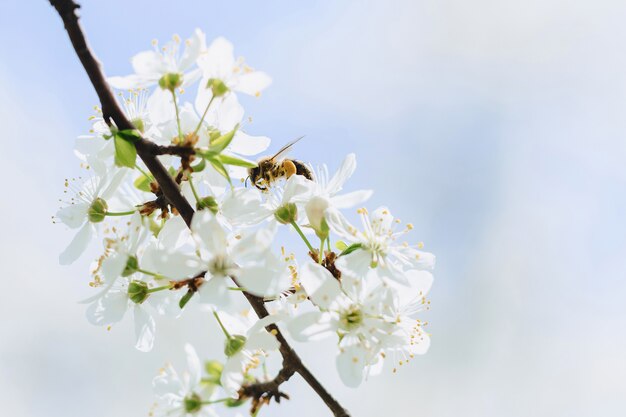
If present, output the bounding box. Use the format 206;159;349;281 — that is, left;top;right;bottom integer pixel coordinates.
336;344;367;388
298;262;342;309
287;311;335;342
326;153;356;196
134;305;156;352
330;189;373;209
59;223;93;265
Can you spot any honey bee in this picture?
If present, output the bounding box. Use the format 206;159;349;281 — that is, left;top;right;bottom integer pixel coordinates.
247;136;313;191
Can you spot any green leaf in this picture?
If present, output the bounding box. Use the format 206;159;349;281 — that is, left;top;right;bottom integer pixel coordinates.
335;240;348;251
134;174;154;192
209;125;239;153
208;157;232;185
191;158;206;172
116;129;142;143
114;133;137;168
339;243;363;257
179;290;194;309
217;154;257;168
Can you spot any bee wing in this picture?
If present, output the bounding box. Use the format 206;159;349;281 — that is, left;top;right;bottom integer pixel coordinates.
270;136;305;161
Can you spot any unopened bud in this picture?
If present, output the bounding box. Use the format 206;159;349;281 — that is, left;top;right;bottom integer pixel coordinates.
197;196;219;214
274;203;298;224
158;72;183;91
88;198;108;223
206;78;229;97
224;335;247;357
127;280;149;304
305;196;330;239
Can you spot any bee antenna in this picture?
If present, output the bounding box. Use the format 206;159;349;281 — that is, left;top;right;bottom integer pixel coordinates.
244;176;249;187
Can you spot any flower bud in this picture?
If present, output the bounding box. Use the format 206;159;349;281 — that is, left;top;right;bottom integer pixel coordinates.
204;360;223;385
158;72;183;91
122;255;139;277
206;78;229;97
127;280;149;304
196;196;219;214
87;198;108;223
274;202;298;224
305;196;330;239
183;393;202;413
224;334;247;357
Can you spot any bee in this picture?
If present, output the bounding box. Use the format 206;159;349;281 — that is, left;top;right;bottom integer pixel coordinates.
247;136;313;191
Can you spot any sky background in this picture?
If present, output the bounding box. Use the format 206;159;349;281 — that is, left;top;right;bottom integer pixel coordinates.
1;0;626;416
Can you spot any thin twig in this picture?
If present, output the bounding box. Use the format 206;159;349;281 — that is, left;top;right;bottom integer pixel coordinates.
49;2;351;416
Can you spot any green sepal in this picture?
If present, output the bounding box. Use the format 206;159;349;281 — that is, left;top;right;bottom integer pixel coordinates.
208;157;232;185
225;398;246;408
179;290;194;309
208;125;239;154
217;154;257;168
339;243;363;257
191;158;207;172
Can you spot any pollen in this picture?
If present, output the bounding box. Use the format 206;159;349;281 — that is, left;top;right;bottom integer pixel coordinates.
417;242;424;249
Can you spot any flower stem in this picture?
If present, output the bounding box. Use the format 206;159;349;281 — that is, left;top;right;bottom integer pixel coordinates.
201;398;230;405
290;221;315;253
193;95;215;137
105;210;136;216
212;310;231;339
188;175;201;203
147;284;172;293
170;89;183;142
135;163;152;181
318;237;325;264
138;268;168;280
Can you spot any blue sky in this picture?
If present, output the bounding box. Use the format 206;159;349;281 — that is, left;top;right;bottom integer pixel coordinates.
1;1;626;416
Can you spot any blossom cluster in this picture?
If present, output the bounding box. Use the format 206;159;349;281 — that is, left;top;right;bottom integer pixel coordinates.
55;29;435;416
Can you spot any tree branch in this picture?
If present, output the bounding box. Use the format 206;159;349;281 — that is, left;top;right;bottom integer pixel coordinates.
49;2;350;416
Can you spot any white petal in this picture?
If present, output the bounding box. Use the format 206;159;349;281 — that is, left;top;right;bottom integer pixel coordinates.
59;223;93;265
236;257;291;297
221;188;271;226
100;169;129;200
325;207;359;242
371;206;394;232
231;225;276;264
287;311;334;342
131;50;166;77
336;345;366;388
246;331;279;351
234;71;272;96
220;354;245;397
147;87;176;126
108;74;149;89
179;29;206;71
326;153;356;196
85;291;128;326
56;203;88;229
191;211;227;255
298;262;342;309
198;276;232;308
199;37;235;79
228;131;271;156
134;305;156;352
185;344;202;386
330;190;373;209
336;250;371;279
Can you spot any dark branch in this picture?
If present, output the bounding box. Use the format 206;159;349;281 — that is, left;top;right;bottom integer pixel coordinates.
49;0;195;226
49;2;351;416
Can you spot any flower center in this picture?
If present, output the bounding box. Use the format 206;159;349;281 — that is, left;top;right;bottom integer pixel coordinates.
339;305;364;331
183;392;202;413
208;254;232;277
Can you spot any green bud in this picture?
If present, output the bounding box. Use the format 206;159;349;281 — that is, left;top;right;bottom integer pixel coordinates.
224;335;247;357
158;72;183;91
183;392;203;414
206;78;229;97
339;305;363;331
87;198;108;223
204;360;223;385
127;280;149;304
196;196;219;214
122;255;139;277
274;203;298;225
